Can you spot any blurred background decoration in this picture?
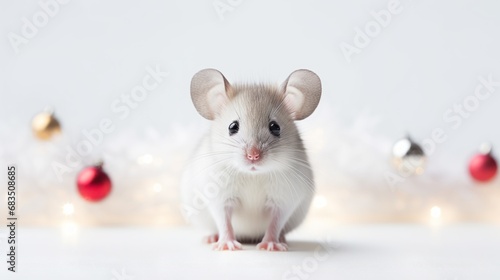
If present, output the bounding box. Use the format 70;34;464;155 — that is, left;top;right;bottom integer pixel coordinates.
1;0;500;228
391;135;426;176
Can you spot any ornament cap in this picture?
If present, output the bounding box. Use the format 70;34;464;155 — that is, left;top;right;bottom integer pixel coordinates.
95;160;104;168
43;106;55;115
479;143;493;155
405;132;413;141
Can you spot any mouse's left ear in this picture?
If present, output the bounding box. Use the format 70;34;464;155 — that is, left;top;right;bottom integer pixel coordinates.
280;69;322;120
191;68;233;120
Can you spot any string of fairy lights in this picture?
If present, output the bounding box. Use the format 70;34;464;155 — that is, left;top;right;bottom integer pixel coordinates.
27;108;499;231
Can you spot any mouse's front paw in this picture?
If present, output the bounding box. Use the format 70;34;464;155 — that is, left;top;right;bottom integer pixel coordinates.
257;241;288;251
212;239;242;251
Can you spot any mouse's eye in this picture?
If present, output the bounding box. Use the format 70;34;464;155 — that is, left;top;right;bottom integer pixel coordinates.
228;121;239;136
269;121;280;137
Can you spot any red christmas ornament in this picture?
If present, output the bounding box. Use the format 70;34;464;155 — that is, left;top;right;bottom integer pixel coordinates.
469;144;498;183
77;163;112;202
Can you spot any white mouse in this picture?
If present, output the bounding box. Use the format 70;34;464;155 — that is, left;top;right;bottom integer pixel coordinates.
181;69;321;251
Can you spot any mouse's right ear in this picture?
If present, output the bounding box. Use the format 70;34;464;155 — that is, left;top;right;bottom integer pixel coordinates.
190;68;233;120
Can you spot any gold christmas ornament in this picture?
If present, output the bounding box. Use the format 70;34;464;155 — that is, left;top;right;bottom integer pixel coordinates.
392;135;426;175
32;110;61;140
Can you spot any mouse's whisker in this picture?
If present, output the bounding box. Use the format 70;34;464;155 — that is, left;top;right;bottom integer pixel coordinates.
219;142;241;149
187;154;234;167
213;132;243;146
270;158;315;192
190;151;236;160
187;157;235;181
275;169;305;201
279;161;313;174
278;155;312;166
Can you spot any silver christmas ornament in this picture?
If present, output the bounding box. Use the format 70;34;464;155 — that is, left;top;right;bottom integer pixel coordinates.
392;135;426;175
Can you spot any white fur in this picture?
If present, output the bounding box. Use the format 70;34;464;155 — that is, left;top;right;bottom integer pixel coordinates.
181;133;314;239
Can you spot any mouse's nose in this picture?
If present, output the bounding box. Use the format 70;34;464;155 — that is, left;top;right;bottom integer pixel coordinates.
246;146;261;162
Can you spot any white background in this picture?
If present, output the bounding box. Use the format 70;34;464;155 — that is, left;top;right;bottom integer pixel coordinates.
1;0;500;168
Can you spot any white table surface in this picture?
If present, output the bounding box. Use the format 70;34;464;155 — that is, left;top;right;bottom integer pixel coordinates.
1;224;499;280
